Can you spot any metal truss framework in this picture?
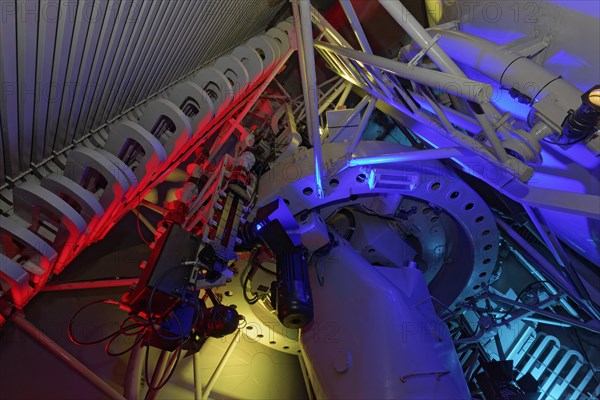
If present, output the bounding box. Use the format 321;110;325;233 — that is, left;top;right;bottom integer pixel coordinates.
290;0;600;323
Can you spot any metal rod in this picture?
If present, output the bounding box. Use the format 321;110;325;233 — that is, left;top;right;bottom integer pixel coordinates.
496;214;600;318
472;112;509;162
318;82;351;114
347;97;376;154
314;41;492;103
336;83;353;108
522;317;572;327
294;0;325;198
10;313;126;400
377;0;471;79
417;84;508;161
298;354;315;400
131;208;157;235
347;147;468;167
328;94;372;145
339;0;373;53
285;103;298;135
296;78;343;120
146;350;169;400
372;0;508;147
139;200;167;215
494;333;506;360
193;352;204;400
40;278;138;292
495;217;589;309
202;329;242;400
124;336;143;400
487;293;600;333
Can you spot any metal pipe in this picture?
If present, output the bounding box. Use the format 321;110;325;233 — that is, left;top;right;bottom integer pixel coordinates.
131;208;157;235
309;4;352;47
425;28;582;108
410;91;480;133
347;97;376;155
294;0;325;198
314;41;493;103
146;350;169;400
318;82;351;114
201;329;242;400
297;354;315;400
508;246;580;318
472;112;509;162
124;335;144;400
487;293;600;334
41;278;138;292
522;317;572;328
139;200;167;215
328;94;371;144
339;0;373;53
495;217;600;319
377;0;470;79
336;83;353;108
193;352;204;400
347;147;468;167
10;313;126;400
298;78;344;120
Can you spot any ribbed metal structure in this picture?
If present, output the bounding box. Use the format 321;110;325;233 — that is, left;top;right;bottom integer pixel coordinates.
0;0;284;186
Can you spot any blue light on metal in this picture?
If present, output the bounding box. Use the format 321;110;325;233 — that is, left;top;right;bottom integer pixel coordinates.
367;169;376;190
347;147;466;167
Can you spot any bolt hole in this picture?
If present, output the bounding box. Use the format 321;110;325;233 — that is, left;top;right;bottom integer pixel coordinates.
224;291;233;297
270;341;276;344
283;346;289;350
329;179;339;188
422;207;432;215
482;230;490;237
430;216;439;223
257;334;264;338
450;191;459;199
246;326;253;330
479;272;487;278
368;248;375;253
475;216;484;223
465;203;474;211
302;187;313;196
473;285;480;290
356;174;366;183
483;258;491;265
484;244;493;251
430;182;441;191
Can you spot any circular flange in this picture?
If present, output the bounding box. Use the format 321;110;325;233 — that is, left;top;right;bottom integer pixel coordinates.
231;45;264;84
262;34;282;60
168;81;215;135
214;55;250;95
247;35;277;67
266;27;290;53
276;21;294;39
257;141;499;308
192;67;233;112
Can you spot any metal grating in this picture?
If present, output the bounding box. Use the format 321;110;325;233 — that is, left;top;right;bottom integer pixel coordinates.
0;0;284;186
